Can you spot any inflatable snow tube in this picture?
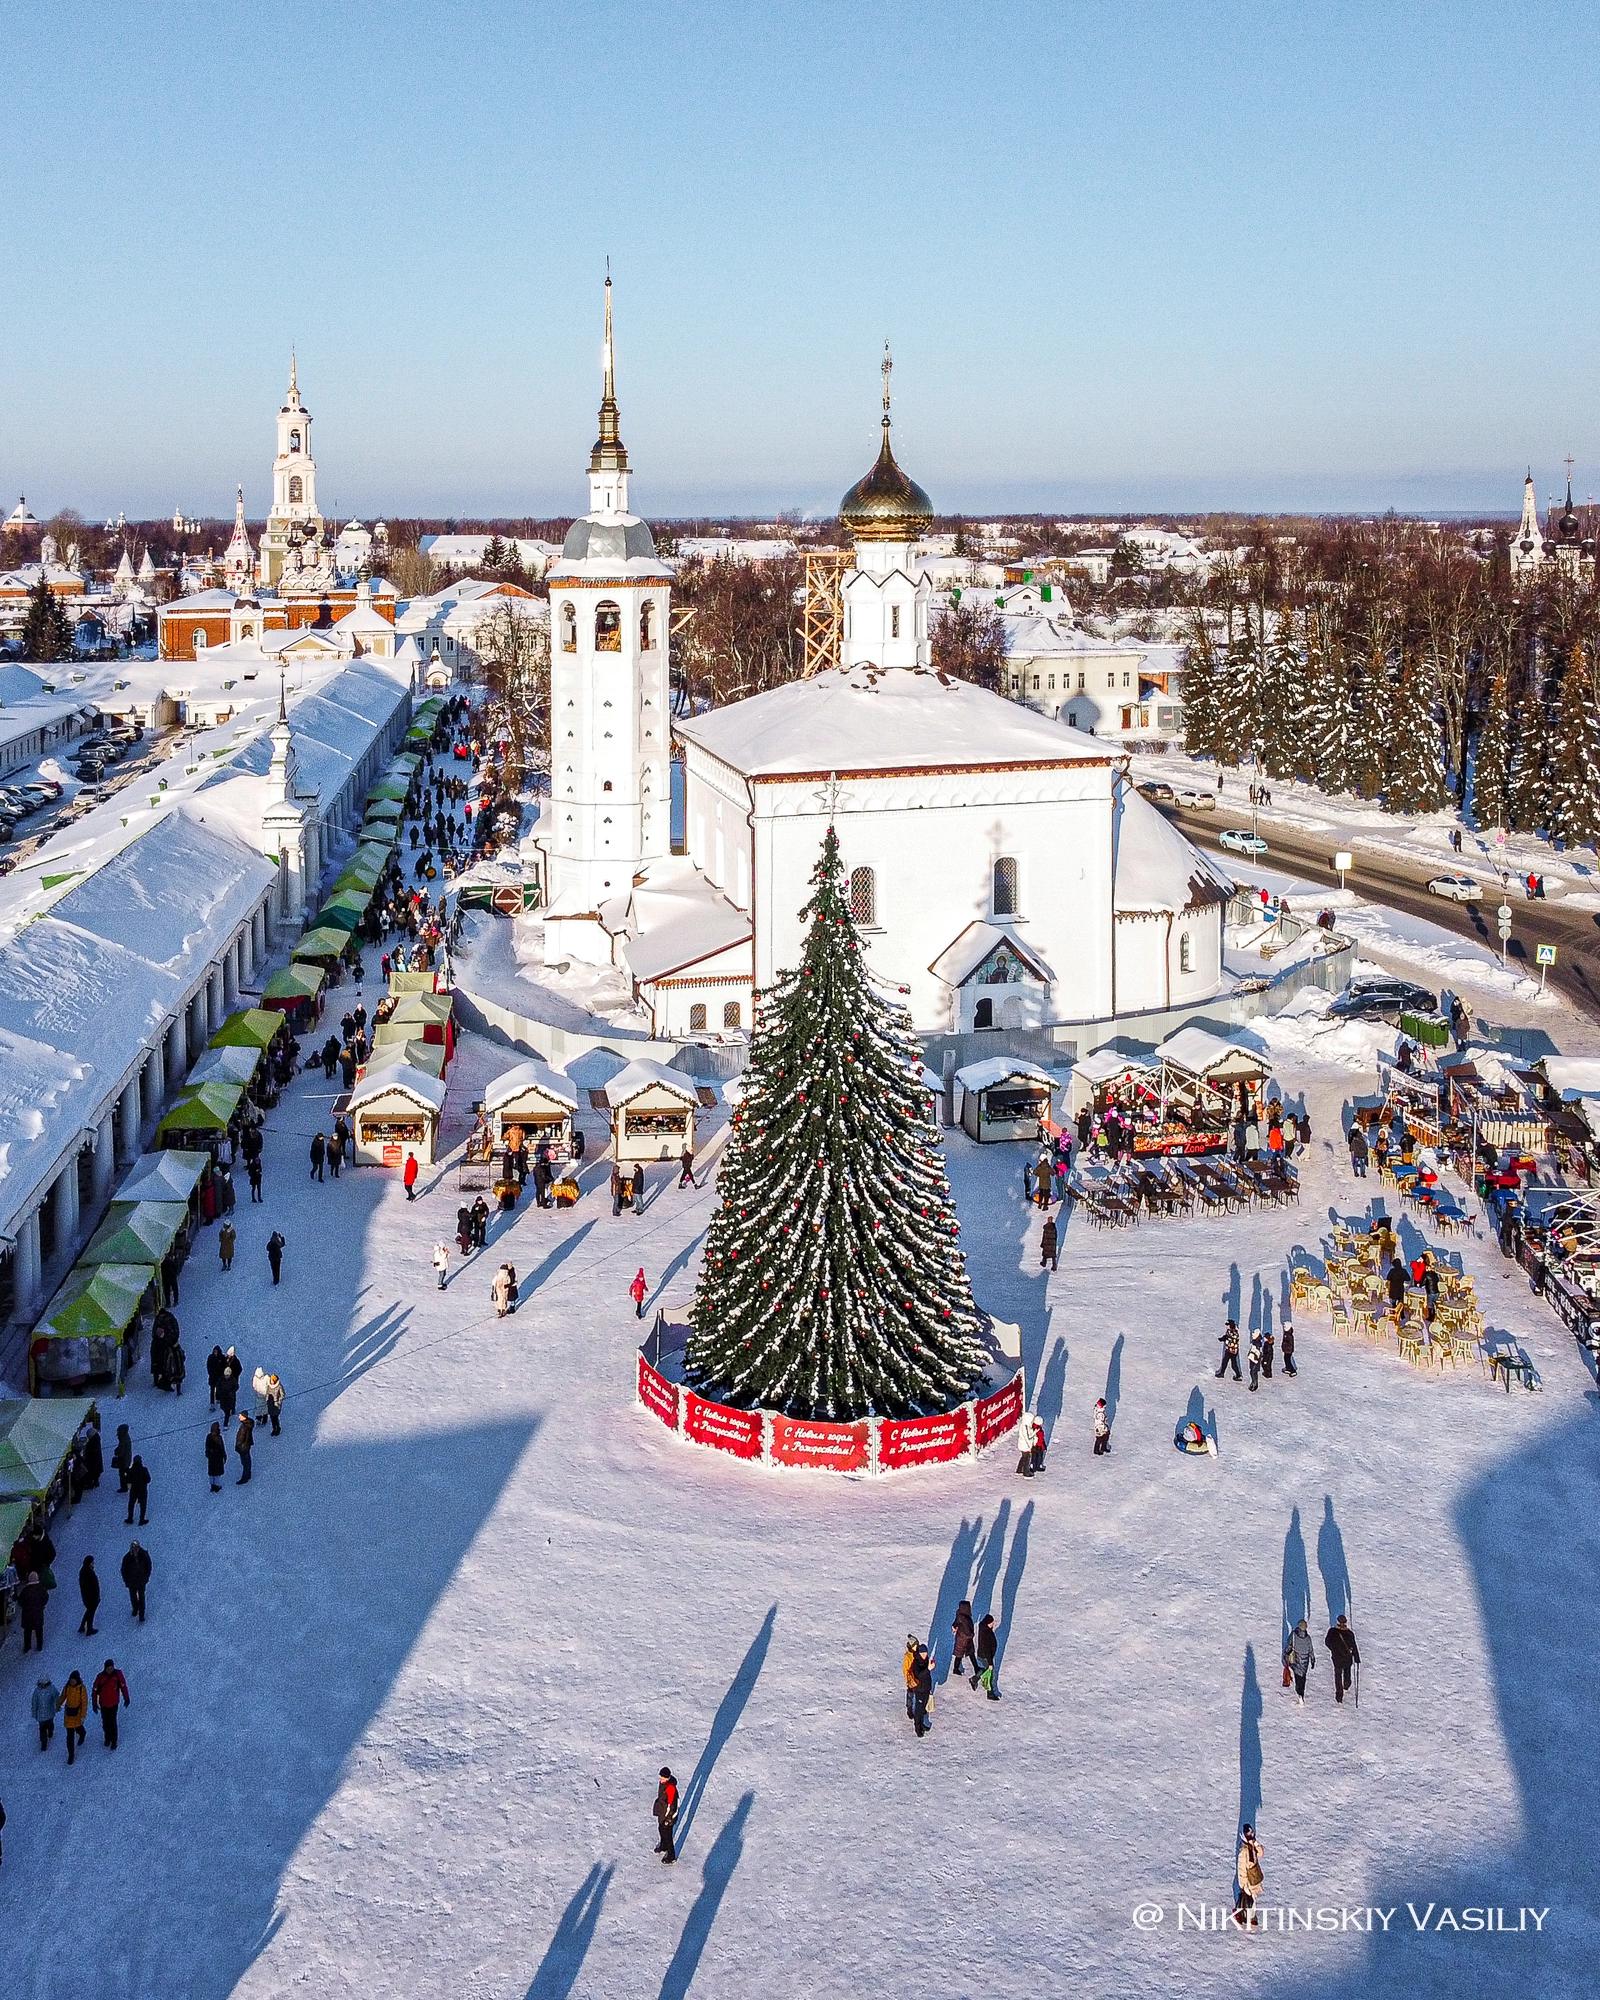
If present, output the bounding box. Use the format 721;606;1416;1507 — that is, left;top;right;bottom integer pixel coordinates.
1175;1420;1213;1455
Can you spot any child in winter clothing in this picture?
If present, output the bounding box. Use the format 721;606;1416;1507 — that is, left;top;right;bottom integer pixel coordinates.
1093;1399;1111;1455
630;1269;648;1318
1284;1619;1316;1702
433;1243;450;1290
32;1677;60;1751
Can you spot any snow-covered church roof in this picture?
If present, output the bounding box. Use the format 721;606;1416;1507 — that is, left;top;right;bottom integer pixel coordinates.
675;665;1109;779
1112;779;1233;915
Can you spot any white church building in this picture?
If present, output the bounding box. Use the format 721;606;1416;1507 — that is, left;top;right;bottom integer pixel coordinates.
530;304;1232;1047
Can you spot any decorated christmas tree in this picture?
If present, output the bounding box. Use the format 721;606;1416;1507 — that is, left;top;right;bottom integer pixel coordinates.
685;825;990;1422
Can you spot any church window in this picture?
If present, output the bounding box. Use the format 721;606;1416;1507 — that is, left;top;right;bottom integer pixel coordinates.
560;603;577;651
288;476;303;503
974;997;994;1030
992;856;1018;917
890;605;901;639
849;866;876;927
640;601;656;650
595;601;622;651
723;1000;742;1029
1179;932;1193;974
689;1003;707;1031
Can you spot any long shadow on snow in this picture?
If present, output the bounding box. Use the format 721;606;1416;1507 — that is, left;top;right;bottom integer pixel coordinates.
1317;1494;1353;1624
995;1498;1033;1673
1259;1407;1600;1999
928;1517;983;1684
944;1140;1052;1390
10;1413;541;2000
525;1861;614;1999
647;1226;709;1313
674;1604;775;1855
1035;1337;1068;1446
1281;1504;1312;1659
658;1792;756;2000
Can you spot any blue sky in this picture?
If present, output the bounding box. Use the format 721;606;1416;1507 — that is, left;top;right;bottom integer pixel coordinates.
7;2;1598;520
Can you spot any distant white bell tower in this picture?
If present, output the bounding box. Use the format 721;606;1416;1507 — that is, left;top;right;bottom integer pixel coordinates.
259;354;325;586
539;277;674;966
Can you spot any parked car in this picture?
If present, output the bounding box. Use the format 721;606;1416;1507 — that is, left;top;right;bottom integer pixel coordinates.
1329;976;1437;1021
1427;873;1483;903
1219;828;1269;855
1173;786;1217;809
1137;780;1175;803
19;783;60;807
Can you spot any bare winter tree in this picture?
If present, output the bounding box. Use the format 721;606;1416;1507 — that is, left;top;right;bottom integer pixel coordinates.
670;554;805;708
931;598;1010;690
472;600;550;785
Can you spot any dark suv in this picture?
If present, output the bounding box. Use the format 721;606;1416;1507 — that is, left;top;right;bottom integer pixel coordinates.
1329;976;1437;1021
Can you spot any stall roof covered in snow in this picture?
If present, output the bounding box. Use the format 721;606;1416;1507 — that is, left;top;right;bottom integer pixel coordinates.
674;665;1109;779
604;1058;699;1107
484;1057;579;1113
1159;1026;1264;1079
1113;780;1233;914
1072;1042;1157;1086
348;1066;448;1113
954;1056;1058;1095
1533;1056;1600;1101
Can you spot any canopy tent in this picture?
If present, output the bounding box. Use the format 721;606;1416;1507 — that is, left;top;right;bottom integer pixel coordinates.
1159;1027;1267;1087
208;1008;280;1051
187;1043;261;1091
325;883;374;917
1068;1044;1157;1119
366;775;411;805
292;926;358;964
334;853;387;894
0;1396;98;1501
115;1149;209;1206
155;1079;243;1141
81;1200;189;1268
358;819;399;848
35;1263;153;1391
364;798;404;824
262;962;326;1009
374;990;454;1060
313;901;365;937
955;1057;1058;1143
360;1038;446;1082
0;1497;32;1562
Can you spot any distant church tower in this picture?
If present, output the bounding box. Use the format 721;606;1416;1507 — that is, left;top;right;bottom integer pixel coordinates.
258;355;324;587
223;486;255;593
1510;469;1545;583
837;346;935;670
539;278;674;966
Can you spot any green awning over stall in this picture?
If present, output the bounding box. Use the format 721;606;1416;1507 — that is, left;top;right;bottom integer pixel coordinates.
156;1081;244;1137
292;927;357;963
263;963;327;1002
81;1201;189;1267
209;1008;281;1051
40;1265;154;1342
0;1397;99;1499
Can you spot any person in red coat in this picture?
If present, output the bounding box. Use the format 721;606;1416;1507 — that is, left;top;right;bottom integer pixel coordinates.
403;1153;419;1201
629;1269;647;1319
91;1660;130;1749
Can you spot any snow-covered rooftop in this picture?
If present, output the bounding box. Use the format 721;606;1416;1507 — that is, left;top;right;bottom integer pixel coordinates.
1159;1025;1263;1078
1113;780;1233;915
622;858;752;985
484;1057;579;1114
604;1057;698;1107
955;1056;1057;1094
675;665;1109;779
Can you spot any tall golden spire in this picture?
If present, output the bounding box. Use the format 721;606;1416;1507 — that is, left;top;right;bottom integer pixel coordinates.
590;268;629;474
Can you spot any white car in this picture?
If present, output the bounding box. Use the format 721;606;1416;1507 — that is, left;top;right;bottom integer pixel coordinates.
1173;787;1217;810
1220;828;1269;855
1426;873;1483;903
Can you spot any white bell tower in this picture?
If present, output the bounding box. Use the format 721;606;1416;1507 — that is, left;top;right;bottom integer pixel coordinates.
259;354;325;586
539;278;674;966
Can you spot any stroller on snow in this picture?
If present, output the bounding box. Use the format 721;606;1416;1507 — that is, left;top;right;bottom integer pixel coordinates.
1175;1418;1217;1458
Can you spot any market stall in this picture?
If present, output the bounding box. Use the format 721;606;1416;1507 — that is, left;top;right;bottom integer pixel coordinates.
209;1008;282;1053
1066;1044;1157;1121
32;1264;154;1393
485;1057;580;1156
0;1397;98;1503
186;1043;262;1092
261;962;327;1018
115;1149;210;1211
154;1079;244;1151
601;1059;704;1164
373;990;455;1062
292;925;360;967
348;1065;447;1168
955;1057;1057;1143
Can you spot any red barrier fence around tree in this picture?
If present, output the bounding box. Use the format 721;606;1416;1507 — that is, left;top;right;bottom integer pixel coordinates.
639;1350;1025;1477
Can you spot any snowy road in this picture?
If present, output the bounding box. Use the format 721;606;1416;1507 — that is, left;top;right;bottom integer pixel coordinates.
2;1020;1597;1997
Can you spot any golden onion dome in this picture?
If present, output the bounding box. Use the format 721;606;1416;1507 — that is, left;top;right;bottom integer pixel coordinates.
839;419;934;543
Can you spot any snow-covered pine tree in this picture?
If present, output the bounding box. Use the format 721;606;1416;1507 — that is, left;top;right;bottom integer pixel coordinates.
1218;598;1271;765
1178;612;1223;761
1545;644;1600;850
1260;608;1304;780
1382;650;1447;814
1471;671;1511;830
685;826;989;1421
1302;604;1351;790
1507;668;1549;834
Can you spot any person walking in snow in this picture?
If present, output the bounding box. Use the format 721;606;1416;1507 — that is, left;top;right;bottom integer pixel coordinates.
1234;1826;1264;1928
328;1126;344;1179
902;1636;920;1719
455;1205;473;1254
470;1196;490;1247
1325;1615;1360;1704
111;1424;133;1492
610;1165;626;1217
218;1346;242;1422
678;1146;696;1190
18;1572;47;1653
205;1423;227;1494
1016;1410;1040;1476
252;1366;273;1423
247;1156;263;1202
266;1232;286;1286
121;1541;150;1623
1216;1321;1242;1381
32;1675;61;1751
433;1242;450;1290
309;1133;325;1183
1281;1321;1297;1377
1386;1257;1408;1311
653;1767;679;1863
264;1374;284;1436
402;1153;419;1201
630;1268;647;1319
491;1264;512;1318
1040;1214;1059;1272
1284;1618;1315;1703
235;1412;255;1485
78;1554;100;1636
976;1614;1000;1699
91;1660;130;1750
910;1644;934;1736
58;1671;88;1763
951;1599;978;1681
1093;1398;1111;1455
1261;1327;1275;1380
125;1456;150;1526
218;1222;236;1271
1022;1159;1035;1204
1247;1330;1263;1391
631;1162;646;1214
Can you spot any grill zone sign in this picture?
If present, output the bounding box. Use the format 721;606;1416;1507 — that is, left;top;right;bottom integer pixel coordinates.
636;1353;1024;1477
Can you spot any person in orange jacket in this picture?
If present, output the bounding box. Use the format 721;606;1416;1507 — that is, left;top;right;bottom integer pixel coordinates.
57;1671;89;1764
